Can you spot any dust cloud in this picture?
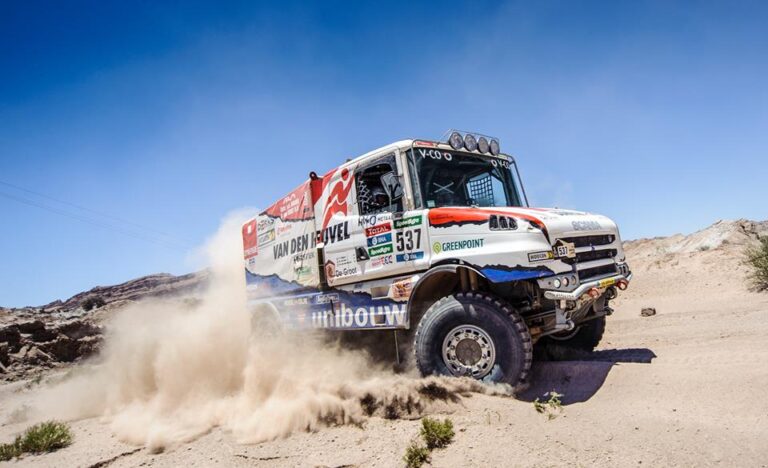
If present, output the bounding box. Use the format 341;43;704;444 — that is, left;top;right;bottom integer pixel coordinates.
30;212;511;452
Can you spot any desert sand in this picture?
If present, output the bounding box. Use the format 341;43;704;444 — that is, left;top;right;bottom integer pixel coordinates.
1;219;767;467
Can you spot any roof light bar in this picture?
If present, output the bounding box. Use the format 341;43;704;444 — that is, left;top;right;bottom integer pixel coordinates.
443;130;501;156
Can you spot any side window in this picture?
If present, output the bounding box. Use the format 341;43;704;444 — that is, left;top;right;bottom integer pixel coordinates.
356;159;404;215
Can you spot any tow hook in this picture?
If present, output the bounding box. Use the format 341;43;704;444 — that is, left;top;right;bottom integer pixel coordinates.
617;279;629;290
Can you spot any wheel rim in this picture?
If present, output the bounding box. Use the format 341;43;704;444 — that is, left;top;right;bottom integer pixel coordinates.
441;325;496;379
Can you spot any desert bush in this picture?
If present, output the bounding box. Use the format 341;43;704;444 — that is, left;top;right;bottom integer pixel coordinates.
403;439;430;468
533;391;564;420
0;421;73;461
746;238;768;291
81;295;106;311
420;417;454;449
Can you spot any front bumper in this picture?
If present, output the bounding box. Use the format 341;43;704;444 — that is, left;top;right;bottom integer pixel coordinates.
542;272;632;301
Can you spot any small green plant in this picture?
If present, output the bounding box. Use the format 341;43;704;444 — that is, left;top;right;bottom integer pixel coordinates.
698;245;711;252
533;391;564;420
81;295;106;311
0;421;73;461
746;237;768;291
403;439;430;468
420;417;454;449
403;417;456;467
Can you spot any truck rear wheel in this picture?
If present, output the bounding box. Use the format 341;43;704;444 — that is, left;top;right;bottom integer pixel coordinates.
413;292;532;387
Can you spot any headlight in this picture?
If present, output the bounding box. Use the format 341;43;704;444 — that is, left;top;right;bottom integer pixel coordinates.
478;136;489;154
489;139;500;156
553;279;561;288
449;132;464;150
562;277;570;287
464;134;478;152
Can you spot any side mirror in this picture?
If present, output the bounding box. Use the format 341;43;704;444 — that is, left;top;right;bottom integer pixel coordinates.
356;246;370;261
380;172;404;201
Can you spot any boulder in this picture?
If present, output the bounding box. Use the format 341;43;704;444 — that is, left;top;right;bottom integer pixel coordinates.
0;326;21;349
0;342;8;366
10;344;29;362
77;335;103;358
641;307;657;317
15;320;46;335
42;336;81;362
54;320;102;340
25;346;53;364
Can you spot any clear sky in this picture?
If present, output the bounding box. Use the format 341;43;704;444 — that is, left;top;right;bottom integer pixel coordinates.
1;0;767;307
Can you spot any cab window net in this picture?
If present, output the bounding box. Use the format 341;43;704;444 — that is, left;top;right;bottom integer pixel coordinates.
467;174;495;207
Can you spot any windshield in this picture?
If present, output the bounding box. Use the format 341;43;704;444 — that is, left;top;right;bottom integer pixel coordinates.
407;148;524;209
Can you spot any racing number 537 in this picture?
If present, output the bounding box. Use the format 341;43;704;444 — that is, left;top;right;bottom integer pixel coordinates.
396;229;421;251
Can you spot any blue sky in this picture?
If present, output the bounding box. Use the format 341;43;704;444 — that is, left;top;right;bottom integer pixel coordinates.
1;0;767;307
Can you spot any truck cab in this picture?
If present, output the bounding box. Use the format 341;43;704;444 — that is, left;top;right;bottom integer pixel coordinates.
242;131;631;388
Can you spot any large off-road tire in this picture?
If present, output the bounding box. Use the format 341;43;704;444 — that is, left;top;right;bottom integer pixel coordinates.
413;292;532;387
538;316;606;360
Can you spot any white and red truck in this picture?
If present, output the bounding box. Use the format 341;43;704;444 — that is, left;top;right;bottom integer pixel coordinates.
242;131;631;387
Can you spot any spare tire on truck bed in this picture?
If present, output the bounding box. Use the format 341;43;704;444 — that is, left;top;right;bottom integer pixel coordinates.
413;292;532;388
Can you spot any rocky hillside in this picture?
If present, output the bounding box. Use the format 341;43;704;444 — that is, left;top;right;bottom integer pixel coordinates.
0;271;207;381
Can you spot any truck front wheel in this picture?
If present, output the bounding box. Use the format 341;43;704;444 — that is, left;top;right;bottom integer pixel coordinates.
413;292;532;388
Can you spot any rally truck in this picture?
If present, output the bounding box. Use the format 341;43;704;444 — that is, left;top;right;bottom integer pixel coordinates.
242;131;631;388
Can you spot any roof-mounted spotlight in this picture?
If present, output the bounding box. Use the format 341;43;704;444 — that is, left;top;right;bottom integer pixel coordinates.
464;133;478;152
489;139;500;156
478;136;489;154
448;131;464;150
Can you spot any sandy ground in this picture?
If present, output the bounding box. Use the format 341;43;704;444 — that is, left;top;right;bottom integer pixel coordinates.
2;230;768;467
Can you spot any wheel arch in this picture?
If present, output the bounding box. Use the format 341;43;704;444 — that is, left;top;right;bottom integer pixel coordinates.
407;261;489;330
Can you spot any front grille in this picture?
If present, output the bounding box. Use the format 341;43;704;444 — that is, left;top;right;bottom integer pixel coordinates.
579;263;618;281
561;235;615;248
574;249;617;263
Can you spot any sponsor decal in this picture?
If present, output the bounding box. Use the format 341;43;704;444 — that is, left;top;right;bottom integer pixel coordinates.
432;238;484;254
273;232;316;260
368;243;394;257
416;148;453;161
292;251;315;278
277;223;294;235
321;168;354;231
242;219;258;259
333;265;359;278
572;220;602;231
367;233;392;247
365;222;392;237
370;255;394;268
322;221;351;245
528;251;555;262
314;293;338;304
283;297;309;306
258;228;276;246
311;303;407;329
598;278;617;288
394;215;422;229
324;260;336;279
391;277;414;299
263;181;314;221
396;251;424;262
359;213;391;227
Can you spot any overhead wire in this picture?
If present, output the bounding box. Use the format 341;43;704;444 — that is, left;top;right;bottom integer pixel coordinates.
0;181;192;251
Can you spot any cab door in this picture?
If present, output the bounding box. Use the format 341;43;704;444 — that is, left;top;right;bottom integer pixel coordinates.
319;153;426;287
